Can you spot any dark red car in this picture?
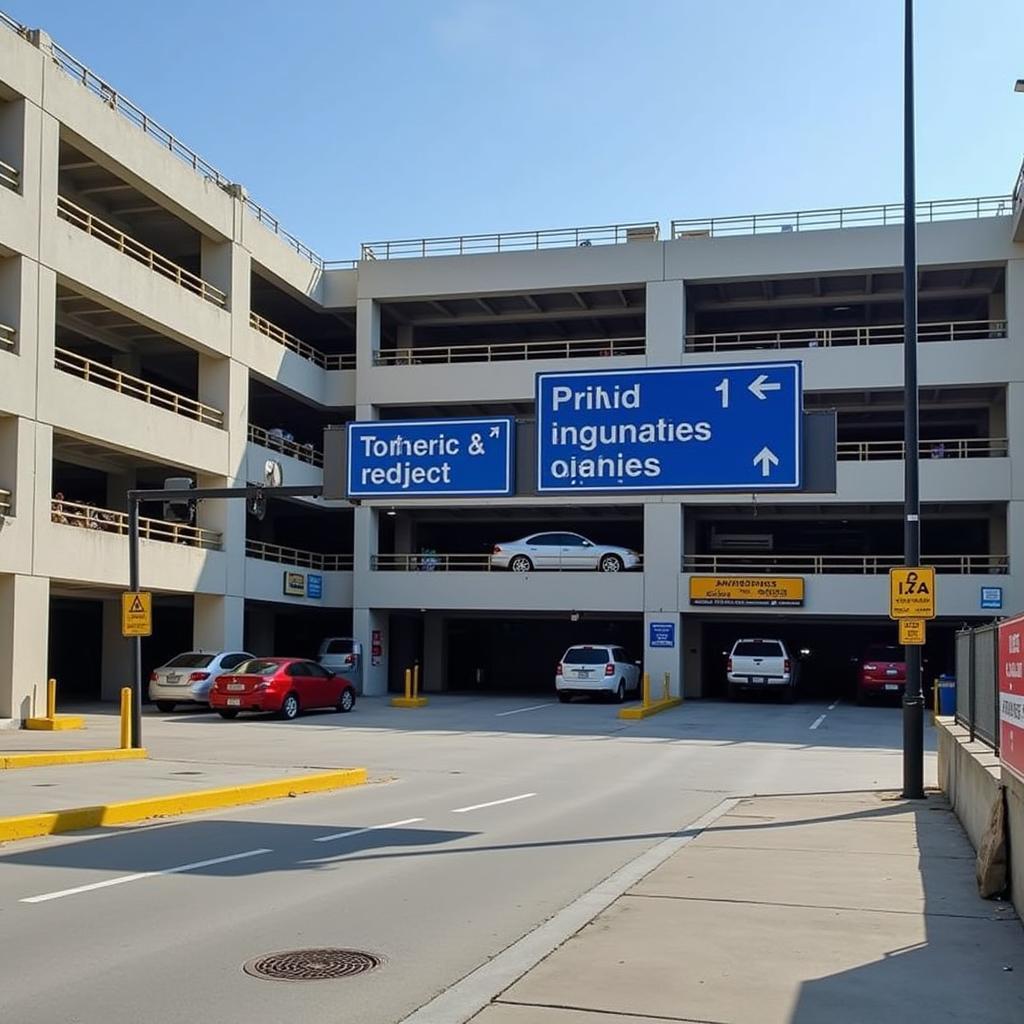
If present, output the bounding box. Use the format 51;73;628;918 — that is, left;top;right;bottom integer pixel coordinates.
857;644;907;703
209;657;356;720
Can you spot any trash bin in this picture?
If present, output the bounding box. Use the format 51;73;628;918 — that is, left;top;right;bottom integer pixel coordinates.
936;674;956;716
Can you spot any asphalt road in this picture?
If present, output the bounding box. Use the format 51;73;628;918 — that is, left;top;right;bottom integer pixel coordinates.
0;695;934;1024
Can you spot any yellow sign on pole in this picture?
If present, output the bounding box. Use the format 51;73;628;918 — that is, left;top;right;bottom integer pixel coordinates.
121;591;152;637
889;567;936;620
898;618;926;645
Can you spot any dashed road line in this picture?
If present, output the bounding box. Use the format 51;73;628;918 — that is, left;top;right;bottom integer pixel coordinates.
809;714;827;730
452;793;536;814
828;699;840;711
495;703;554;717
314;817;425;844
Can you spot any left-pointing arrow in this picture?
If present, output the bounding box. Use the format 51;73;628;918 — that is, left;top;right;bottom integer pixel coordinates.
753;446;780;477
748;374;782;400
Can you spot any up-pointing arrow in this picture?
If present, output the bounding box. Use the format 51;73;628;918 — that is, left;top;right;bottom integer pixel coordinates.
753;446;780;477
748;374;782;400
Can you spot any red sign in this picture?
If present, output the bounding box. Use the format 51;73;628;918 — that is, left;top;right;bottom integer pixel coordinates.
998;614;1024;782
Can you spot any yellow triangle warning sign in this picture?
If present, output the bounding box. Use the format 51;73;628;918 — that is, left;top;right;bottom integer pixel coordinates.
129;595;145;614
122;591;153;637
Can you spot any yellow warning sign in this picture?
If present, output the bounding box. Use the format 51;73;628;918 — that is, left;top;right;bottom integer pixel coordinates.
899;618;926;645
121;591;152;637
889;567;936;621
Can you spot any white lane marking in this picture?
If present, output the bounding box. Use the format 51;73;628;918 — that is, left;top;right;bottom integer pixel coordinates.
314;817;424;844
828;699;840;711
451;793;536;814
809;714;827;730
21;848;272;904
495;703;554;717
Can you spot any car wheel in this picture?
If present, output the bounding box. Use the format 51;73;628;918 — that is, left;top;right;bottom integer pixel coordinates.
509;555;533;573
279;693;300;720
615;681;626;703
558;692;572;703
217;709;239;720
338;688;356;714
155;701;175;713
599;554;623;573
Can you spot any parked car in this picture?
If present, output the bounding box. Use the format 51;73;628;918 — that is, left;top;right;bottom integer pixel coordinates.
149;650;254;712
556;645;642;703
857;644;907;703
209;657;356;720
492;532;641;573
317;637;363;692
726;638;797;702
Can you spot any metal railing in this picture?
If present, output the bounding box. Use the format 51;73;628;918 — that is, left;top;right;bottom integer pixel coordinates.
248;312;355;370
683;554;1009;575
57;196;227;307
0;157;18;192
361;222;660;261
375;335;645;366
248;424;323;467
837;437;1009;461
955;623;1000;751
54;346;224;426
1014;158;1024;210
686;319;1006;353
0;488;11;516
372;553;645;572
671;196;1013;239
241;197;324;266
0;321;14;349
51;498;222;549
322;259;360;270
245;540;352;571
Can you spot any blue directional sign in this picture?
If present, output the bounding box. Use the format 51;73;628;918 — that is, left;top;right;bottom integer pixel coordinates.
306;573;323;599
536;362;802;492
347;417;514;498
649;622;676;649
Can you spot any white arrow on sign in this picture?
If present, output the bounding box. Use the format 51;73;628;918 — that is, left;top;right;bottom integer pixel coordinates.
753;446;780;477
748;374;782;400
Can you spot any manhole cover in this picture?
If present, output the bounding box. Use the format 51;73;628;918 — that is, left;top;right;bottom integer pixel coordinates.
243;949;383;982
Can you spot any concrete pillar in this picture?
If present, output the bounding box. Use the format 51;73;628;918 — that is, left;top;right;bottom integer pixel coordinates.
396;323;413;352
244;604;275;656
394;513;413;554
352;607;388;695
193;593;245;651
423;611;445;692
680;616;703;699
355;298;380;370
642;501;683;696
1005;259;1024;382
645;280;685;366
0;572;49;720
101;599;133;701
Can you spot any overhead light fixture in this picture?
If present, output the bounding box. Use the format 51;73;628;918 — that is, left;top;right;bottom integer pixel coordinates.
386;508;397;517
832;305;852;312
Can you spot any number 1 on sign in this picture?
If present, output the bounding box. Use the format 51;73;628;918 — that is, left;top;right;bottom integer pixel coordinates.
715;378;729;408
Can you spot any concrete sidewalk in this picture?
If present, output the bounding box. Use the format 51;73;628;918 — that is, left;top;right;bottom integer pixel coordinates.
475;791;1024;1024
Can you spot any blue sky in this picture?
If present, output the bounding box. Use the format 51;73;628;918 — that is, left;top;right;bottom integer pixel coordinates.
7;0;1023;260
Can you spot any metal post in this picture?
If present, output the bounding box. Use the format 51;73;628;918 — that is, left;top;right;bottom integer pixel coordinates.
901;0;924;799
128;496;143;749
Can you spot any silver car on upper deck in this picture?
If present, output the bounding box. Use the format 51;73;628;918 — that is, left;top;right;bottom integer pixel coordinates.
491;532;641;573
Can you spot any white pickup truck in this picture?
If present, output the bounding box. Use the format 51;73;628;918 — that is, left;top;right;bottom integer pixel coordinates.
726;638;797;703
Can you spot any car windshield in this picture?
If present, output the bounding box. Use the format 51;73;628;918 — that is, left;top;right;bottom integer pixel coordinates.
165;653;214;669
865;646;903;662
564;648;610;665
733;641;783;657
235;659;281;676
322;639;356;654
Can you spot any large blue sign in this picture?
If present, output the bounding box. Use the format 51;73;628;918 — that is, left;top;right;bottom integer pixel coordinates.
347;418;514;498
536;362;802;492
649;622;676;649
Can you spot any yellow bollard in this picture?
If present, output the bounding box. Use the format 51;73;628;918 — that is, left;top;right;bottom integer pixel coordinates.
120;687;132;749
663;672;670;703
413;662;420;700
642;672;651;708
46;678;57;720
404;667;412;702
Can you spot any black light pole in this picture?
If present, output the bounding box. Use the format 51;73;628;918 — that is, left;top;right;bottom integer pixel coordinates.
901;0;924;800
128;496;143;748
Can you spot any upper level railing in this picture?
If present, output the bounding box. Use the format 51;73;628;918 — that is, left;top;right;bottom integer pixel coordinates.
54;346;224;427
375;335;645;366
248;312;355;370
683;553;1008;575
0;488;11;516
372;553;645;572
671;196;1012;239
837;437;1008;461
248;424;323;467
57;196;227;307
246;539;352;571
0;321;14;349
51;498;222;549
686;319;1006;354
0;157;18;192
360;222;660;261
1015;158;1024;210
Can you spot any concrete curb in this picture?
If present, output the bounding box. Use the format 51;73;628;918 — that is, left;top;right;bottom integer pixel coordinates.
618;698;683;720
1;748;148;770
24;716;85;731
0;767;368;843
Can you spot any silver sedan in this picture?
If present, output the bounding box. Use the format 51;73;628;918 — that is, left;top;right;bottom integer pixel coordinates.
149;650;254;712
491;532;641;572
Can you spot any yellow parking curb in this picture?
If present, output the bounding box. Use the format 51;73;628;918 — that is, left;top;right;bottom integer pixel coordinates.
390;697;429;708
1;748;148;770
618;698;683;720
25;716;85;731
0;767;368;843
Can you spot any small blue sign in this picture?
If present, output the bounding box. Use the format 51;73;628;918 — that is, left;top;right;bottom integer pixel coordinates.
649;622;676;649
347;418;515;498
981;586;1003;610
306;573;323;600
536;362;802;492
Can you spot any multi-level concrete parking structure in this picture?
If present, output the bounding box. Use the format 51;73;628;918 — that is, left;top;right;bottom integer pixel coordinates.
1;13;1022;721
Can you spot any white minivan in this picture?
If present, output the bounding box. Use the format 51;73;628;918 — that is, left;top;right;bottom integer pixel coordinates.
317;637;363;692
556;645;641;703
726;638;797;703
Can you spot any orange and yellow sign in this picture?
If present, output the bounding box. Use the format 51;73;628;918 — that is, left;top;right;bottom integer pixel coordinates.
689;576;804;608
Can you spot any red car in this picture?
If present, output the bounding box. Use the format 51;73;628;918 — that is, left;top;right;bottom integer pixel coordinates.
209;657;356;720
857;644;907;703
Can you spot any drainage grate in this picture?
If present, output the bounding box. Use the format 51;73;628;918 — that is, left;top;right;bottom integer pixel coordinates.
243;949;383;982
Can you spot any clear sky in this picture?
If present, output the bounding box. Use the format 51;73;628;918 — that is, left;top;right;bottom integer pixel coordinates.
7;0;1023;260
